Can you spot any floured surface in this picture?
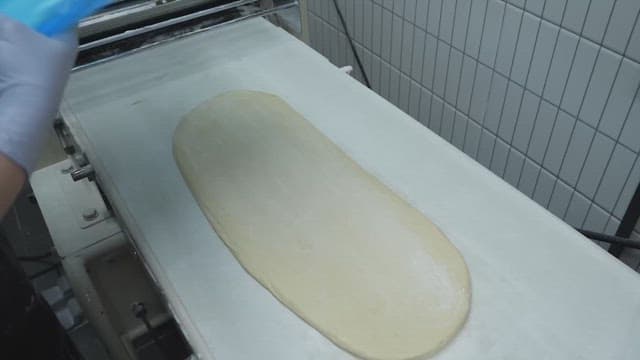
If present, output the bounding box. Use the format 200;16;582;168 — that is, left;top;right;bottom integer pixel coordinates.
62;19;640;360
173;91;470;360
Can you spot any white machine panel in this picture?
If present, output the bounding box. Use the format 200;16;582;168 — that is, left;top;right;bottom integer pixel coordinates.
61;18;640;359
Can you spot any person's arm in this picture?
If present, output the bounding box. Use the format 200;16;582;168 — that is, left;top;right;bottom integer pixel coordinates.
0;155;25;218
0;15;77;218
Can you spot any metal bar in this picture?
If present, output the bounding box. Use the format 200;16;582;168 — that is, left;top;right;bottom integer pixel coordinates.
79;0;259;51
609;181;640;256
577;229;640;250
81;0;157;27
73;1;298;71
332;0;371;89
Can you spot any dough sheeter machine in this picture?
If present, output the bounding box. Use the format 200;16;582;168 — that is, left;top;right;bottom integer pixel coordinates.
30;1;640;359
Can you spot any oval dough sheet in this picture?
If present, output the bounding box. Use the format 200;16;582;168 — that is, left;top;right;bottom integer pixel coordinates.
173;90;470;360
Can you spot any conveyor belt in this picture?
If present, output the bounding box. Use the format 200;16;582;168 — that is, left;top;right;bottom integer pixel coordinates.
60;18;640;360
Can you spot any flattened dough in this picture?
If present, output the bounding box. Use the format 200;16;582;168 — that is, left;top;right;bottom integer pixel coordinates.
173;91;470;360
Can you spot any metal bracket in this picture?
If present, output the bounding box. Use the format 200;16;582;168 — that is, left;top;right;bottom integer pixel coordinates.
609;181;640;257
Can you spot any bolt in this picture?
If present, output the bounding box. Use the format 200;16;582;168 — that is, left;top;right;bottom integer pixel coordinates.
82;208;99;221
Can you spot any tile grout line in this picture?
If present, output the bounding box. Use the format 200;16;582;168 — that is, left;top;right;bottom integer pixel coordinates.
500;3;535;180
564;2;626;227
453;0;474;149
501;0;640;64
396;4;406;108
364;0;372;78
385;7;395;102
578;65;625;230
489;1;530;175
368;1;376;91
623;3;640;55
352;0;357;79
461;0;490;156
404;6;640;83
315;6;639;149
596;7;640;232
416;0;431;127
581;60;629;229
441;0;459;142
313;14;639;157
407;1;640;67
325;2;640;128
377;1;384;92
405;1;418;115
454;0;474;109
427;0;445;132
389;0;398;80
528;1;576;207
355;0;363;82
559;0;602;221
610;9;640;143
310;1;637;227
407;0;420;120
471;0;493;158
310;5;608;217
511;11;546;190
519;1;580;217
319;14;628;222
398;49;621;220
315;2;638;230
514;21;545;189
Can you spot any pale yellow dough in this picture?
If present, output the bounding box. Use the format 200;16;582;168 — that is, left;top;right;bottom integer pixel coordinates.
173;91;470;360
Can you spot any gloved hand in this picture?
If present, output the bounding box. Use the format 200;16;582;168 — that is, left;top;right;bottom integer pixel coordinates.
0;14;77;174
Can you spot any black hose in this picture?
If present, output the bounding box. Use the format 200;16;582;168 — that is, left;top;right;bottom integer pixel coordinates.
609;181;640;256
332;0;371;89
577;229;640;249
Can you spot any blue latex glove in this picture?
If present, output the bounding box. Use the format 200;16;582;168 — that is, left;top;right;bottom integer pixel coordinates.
0;14;77;174
0;0;111;36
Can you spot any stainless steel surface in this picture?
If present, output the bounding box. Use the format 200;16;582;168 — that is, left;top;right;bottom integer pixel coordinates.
79;0;298;51
75;0;298;71
79;0;215;38
80;0;255;51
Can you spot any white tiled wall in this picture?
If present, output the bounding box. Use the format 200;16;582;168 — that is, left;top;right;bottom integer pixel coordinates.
306;0;640;269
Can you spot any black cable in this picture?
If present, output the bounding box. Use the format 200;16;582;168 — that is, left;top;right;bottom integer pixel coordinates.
577;229;640;250
332;0;371;89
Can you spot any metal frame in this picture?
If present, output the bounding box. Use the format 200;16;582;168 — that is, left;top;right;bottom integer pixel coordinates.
79;0;236;39
610;181;640;257
577;180;640;258
54;9;301;358
75;0;299;70
80;0;257;51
